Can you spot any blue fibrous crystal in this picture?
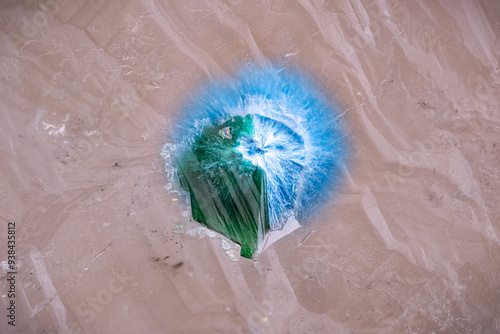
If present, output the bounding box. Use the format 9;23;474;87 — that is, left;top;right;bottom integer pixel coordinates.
162;65;348;258
236;114;307;229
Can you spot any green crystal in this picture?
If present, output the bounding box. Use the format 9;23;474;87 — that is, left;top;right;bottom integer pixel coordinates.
175;115;270;258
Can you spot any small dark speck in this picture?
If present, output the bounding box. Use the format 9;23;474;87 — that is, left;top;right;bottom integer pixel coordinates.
113;162;120;168
153;257;160;262
101;188;104;191
163;256;170;260
171;262;184;269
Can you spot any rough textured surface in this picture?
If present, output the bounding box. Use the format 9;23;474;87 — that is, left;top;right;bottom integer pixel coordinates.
0;0;499;333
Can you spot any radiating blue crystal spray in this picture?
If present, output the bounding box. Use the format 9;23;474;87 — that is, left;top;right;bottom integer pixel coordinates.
162;64;348;257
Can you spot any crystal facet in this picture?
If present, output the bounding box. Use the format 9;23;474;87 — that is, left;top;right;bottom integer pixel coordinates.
175;115;270;258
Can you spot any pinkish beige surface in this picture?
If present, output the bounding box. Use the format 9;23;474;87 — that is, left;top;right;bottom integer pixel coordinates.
1;0;499;333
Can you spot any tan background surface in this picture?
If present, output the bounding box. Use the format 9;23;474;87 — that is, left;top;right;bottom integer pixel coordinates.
0;0;499;333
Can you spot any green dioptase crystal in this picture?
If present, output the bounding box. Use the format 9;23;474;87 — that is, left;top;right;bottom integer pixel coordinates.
175;115;270;258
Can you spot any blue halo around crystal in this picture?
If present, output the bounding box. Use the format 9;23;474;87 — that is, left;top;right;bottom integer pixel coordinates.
162;64;348;258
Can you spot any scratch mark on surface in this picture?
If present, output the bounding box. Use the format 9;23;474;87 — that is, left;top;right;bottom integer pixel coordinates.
91;242;113;263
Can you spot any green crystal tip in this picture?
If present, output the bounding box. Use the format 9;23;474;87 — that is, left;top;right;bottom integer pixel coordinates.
175;115;270;258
